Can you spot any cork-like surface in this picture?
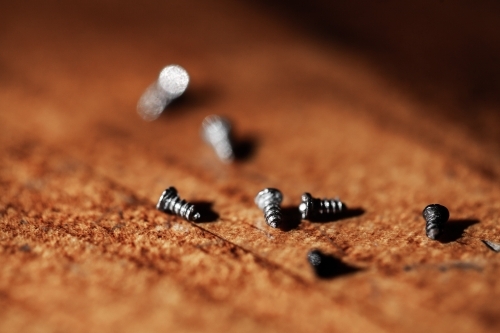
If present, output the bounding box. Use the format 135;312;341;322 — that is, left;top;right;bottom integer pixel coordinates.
1;1;500;332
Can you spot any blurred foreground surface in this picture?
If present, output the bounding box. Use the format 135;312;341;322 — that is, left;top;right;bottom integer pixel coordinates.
1;1;500;332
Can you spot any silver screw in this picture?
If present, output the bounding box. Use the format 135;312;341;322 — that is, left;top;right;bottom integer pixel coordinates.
156;187;200;221
137;64;190;121
298;192;346;220
482;240;500;252
422;204;449;240
201;115;235;163
255;188;283;228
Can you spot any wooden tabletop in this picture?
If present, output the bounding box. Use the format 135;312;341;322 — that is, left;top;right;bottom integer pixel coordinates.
1;1;500;332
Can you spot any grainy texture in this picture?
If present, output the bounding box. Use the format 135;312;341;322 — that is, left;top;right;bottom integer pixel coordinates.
1;1;500;332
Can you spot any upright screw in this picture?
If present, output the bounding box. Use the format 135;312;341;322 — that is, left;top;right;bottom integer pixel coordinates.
298;192;346;220
156;187;200;221
201;115;235;163
422;203;449;240
137;64;190;121
255;188;283;228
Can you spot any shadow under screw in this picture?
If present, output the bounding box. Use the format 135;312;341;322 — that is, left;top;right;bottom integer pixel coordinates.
233;136;258;161
158;86;222;117
438;219;479;243
192;201;220;223
308;249;361;279
280;206;366;231
280;206;303;231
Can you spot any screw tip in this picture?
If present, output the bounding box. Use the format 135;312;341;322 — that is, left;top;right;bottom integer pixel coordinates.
268;221;278;228
426;228;440;240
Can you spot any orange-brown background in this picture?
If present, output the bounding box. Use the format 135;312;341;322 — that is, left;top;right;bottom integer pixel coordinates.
1;1;500;332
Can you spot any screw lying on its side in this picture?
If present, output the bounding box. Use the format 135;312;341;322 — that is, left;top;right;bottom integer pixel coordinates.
201;115;235;163
422;203;449;240
156;187;200;222
482;240;500;252
298;192;346;220
255;188;283;228
137;64;190;121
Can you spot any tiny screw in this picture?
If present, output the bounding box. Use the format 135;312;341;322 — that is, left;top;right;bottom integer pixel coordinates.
156;186;200;222
307;249;358;278
298;192;346;220
137;64;190;121
482;240;500;252
422;203;449;240
307;249;324;267
255;188;283;228
201;115;235;163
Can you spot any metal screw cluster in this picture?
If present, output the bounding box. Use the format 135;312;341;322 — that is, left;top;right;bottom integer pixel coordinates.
201;115;235;163
299;192;346;220
142;69;458;245
156;186;200;222
422;203;449;240
137;64;190;121
255;188;283;228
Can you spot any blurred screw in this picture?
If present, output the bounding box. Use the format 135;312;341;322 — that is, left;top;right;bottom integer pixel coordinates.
422;203;449;240
157;187;200;221
299;192;346;220
482;240;500;252
137;64;190;121
255;188;283;228
307;249;324;267
201;115;235;163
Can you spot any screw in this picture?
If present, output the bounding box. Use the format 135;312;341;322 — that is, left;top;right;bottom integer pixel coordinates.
482;240;500;252
255;188;283;228
298;192;346;220
201;115;235;163
307;249;358;278
307;249;324;267
156;187;200;221
137;64;190;121
422;203;449;240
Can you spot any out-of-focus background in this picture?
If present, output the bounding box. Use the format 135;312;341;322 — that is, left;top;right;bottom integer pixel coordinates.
1;1;500;332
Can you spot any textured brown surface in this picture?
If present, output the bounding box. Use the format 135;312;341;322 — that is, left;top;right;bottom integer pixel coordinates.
1;1;500;332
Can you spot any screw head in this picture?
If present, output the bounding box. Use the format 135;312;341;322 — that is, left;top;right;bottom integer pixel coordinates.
156;187;178;210
158;65;190;98
298;192;313;219
422;204;449;223
307;249;323;266
255;188;283;210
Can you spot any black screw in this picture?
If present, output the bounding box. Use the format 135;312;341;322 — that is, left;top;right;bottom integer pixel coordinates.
307;249;358;278
422;204;449;240
156;187;200;222
298;192;346;220
255;188;283;228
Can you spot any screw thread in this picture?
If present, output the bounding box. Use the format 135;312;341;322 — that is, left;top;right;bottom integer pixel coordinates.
263;203;282;228
299;193;346;220
255;188;283;228
157;187;200;221
314;198;345;215
422;204;449;240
